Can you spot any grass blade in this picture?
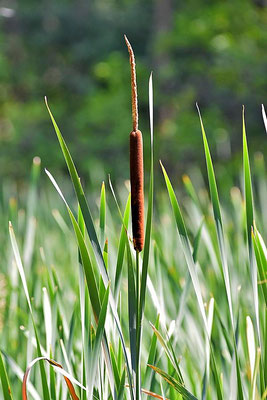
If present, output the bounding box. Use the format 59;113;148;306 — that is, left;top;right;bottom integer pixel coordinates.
202;298;214;400
22;356;83;400
138;72;154;325
148;365;198;400
114;194;131;301
100;181;106;248
246;316;256;386
0;351;13;400
2;352;41;400
136;72;154;398
46;170;101;320
252;348;261;400
110;344;120;392
243;107;254;246
243;107;260;341
196;105;234;326
160;162;207;329
145;314;160;388
23;156;40;272
118;369;126;400
252;227;267;306
9;222;51;400
88;285;110;400
126;238;137;374
196;105;244;399
262;104;267;134
45;97;105;278
42;288;52;356
149;323;183;384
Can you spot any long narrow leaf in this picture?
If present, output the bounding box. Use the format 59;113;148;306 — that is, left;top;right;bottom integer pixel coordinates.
22;356;83;400
160;163;207;329
262;104;267;134
100;181;106;248
114;194;131;301
197;105;244;399
9;223;50;400
138;72;154;322
0;351;13;400
243;108;260;342
88;285;110;400
148;365;198;400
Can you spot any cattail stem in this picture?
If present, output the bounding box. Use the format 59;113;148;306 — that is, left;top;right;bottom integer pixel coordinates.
135;250;141;400
125;35;144;253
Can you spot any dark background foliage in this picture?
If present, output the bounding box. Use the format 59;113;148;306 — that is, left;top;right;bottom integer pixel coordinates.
0;0;266;184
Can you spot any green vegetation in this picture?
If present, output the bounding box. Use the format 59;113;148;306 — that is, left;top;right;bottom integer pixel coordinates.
0;71;266;399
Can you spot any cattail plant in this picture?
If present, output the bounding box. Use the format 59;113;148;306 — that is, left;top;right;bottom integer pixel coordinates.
125;35;145;400
125;35;144;253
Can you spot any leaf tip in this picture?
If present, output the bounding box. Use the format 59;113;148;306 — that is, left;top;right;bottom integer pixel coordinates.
196;103;205;131
242;105;246;123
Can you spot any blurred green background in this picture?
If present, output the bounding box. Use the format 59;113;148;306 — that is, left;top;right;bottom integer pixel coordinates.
0;0;266;184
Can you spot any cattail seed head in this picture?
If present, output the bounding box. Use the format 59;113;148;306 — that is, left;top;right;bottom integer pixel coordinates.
125;35;144;252
130;129;144;251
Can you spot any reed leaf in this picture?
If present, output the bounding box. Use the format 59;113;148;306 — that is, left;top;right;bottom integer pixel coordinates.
262;104;267;134
137;72;154;397
22;356;83;400
88;285;110;400
243;108;260;343
197;104;244;399
0;351;13;400
114;194;131;302
100;181;106;248
9;223;51;400
148;365;198;400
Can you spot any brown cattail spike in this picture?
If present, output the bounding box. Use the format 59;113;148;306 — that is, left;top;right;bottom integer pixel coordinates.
125;35;144;252
130;130;144;251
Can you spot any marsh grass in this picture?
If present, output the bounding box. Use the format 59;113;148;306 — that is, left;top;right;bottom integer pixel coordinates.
0;73;266;400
